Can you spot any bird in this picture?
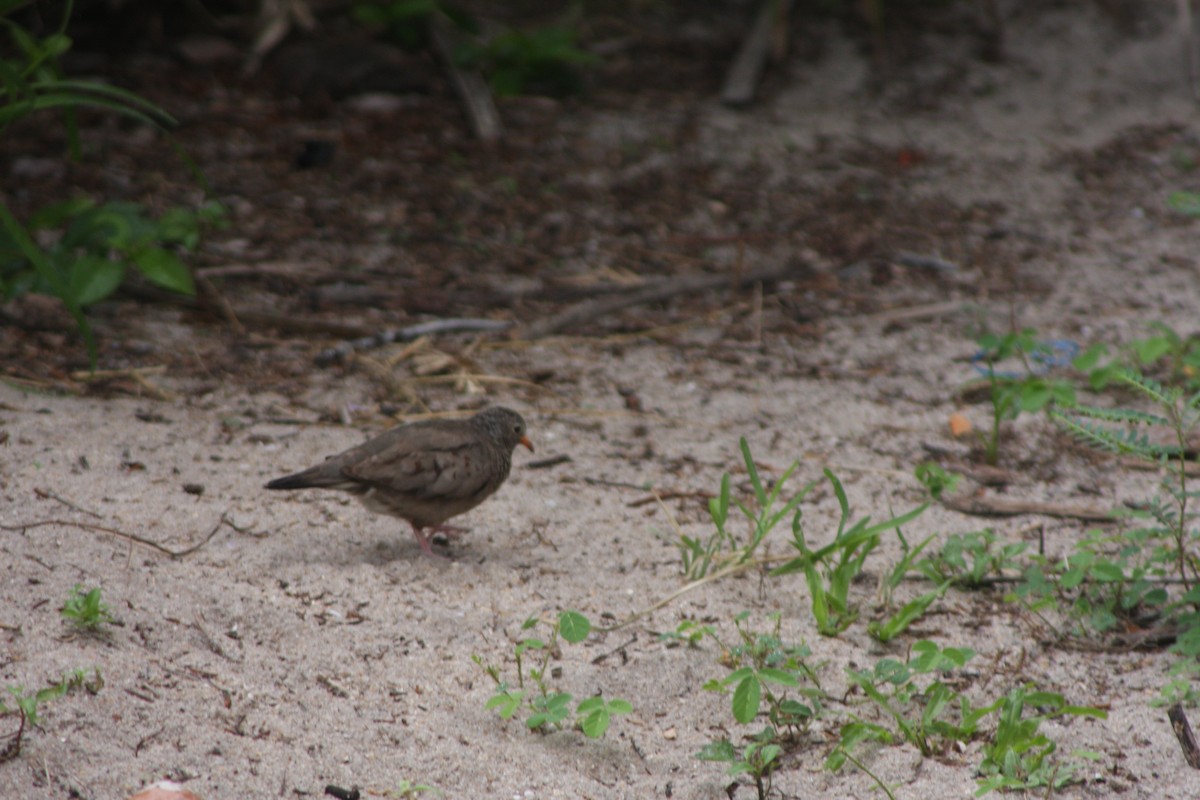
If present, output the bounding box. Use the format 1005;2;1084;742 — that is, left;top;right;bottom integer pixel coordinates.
265;406;533;556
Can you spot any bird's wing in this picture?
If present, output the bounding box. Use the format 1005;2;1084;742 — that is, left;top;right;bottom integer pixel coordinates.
340;425;496;502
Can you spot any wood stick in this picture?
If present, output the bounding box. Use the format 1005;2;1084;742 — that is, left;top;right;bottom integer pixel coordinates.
2;514;235;558
428;14;503;141
942;493;1114;522
525;262;796;338
721;0;795;107
1169;703;1200;769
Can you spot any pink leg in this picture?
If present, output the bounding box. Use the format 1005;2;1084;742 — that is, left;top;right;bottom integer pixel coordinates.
410;524;447;559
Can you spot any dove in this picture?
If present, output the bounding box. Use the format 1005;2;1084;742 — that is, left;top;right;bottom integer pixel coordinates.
266;407;532;556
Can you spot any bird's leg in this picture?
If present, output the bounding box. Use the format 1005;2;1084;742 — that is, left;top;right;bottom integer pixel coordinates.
410;524;446;559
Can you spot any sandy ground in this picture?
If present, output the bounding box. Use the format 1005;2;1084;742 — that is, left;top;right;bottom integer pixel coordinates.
6;3;1200;799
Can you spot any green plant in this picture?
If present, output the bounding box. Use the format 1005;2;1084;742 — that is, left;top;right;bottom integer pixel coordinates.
868;579;951;643
698;614;823;800
1057;531;1165;633
386;778;437;797
771;469;926;636
1;668;103;760
679;437;814;580
475;610;631;739
657;619;714;648
1;198;223;309
869;526;946;643
914;461;960;500
0;0;174;145
456;19;597;97
973;330;1077;465
916;529;1028;589
1052;370;1200;698
1155;659;1200;708
834;642;989;761
1075;324;1200;391
1052;371;1199;586
0;1;198;364
61;584;112;630
697;728;782;800
702;613;822;733
975;686;1105;795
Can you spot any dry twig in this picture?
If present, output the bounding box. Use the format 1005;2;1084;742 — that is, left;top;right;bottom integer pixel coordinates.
942;493;1114;522
1;512;246;558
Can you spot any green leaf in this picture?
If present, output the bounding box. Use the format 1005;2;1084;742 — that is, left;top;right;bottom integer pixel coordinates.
721;667;754;687
803;559;830;633
29;197;93;230
67;255;124;306
132;247;194;294
1017;380;1051;412
485;689;523;719
1132;336;1174;364
1058;705;1107;720
697;740;737;762
709;472;731;529
514;637;544;657
527;691;572;730
757;667;800;687
575;696;603;714
756;743;782;768
909;641;974;672
741;437;767;506
607;698;633;714
1071;343;1108;372
539;691;572;712
557;610;590;643
825;468;851;532
1089;562;1125;582
0;201;94;362
731;674;761;724
579;707;611;738
868;581;950;643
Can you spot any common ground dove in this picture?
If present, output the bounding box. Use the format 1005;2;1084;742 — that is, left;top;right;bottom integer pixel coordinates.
265;407;533;556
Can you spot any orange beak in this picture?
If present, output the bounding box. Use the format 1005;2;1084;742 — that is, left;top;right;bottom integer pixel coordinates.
519;435;534;452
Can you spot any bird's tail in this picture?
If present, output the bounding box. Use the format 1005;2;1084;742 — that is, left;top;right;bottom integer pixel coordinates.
264;465;348;491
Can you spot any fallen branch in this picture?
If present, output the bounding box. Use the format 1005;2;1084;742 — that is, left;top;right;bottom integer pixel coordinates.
1170;703;1200;769
0;705;26;764
1;512;243;558
628;489;716;508
942;494;1114;522
526;262;797;338
525;454;572;470
428;13;503;141
34;487;102;519
721;0;795;107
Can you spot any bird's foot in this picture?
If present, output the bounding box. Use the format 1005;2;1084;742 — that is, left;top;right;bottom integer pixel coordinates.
408;522;458;561
428;524;470;540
